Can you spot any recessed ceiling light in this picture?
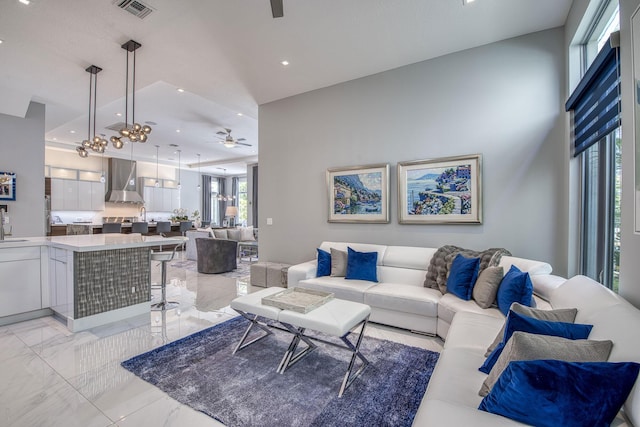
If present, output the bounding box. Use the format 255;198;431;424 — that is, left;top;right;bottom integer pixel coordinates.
116;112;122;117
237;113;243;117
70;130;76;134
281;60;289;66
19;0;30;5
52;137;57;141
0;40;4;44
176;129;181;133
462;0;475;4
177;88;184;93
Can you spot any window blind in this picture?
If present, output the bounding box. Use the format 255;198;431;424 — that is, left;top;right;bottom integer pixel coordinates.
565;34;620;157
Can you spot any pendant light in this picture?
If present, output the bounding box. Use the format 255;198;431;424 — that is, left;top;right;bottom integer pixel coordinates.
100;151;106;183
77;65;108;157
197;154;201;190
155;145;160;187
177;149;182;189
110;40;152;149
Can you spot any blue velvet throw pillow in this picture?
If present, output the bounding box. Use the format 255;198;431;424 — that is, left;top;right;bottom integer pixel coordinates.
345;247;378;282
446;254;480;300
479;360;640;427
316;248;331;277
479;310;593;374
496;265;534;315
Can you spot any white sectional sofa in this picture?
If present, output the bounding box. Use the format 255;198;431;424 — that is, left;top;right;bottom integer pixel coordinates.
287;241;557;339
289;242;640;425
415;275;640;426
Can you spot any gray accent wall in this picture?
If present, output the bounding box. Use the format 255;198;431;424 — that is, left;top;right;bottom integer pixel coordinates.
0;102;45;238
258;28;568;274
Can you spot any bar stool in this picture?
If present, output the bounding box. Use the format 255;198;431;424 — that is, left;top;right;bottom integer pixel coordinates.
132;221;148;234
155;221;171;236
102;223;122;234
178;221;192;258
151;245;179;311
179;221;192;236
155;221;172;251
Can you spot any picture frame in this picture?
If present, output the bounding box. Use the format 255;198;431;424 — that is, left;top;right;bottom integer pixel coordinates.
397;154;482;224
327;163;390;223
0;172;16;201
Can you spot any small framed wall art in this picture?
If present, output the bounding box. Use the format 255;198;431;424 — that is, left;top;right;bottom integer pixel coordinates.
327;163;390;223
397;154;482;224
0;172;16;201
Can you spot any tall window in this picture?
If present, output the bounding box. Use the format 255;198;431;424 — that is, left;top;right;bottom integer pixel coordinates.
576;1;621;291
210;180;220;226
238;177;248;226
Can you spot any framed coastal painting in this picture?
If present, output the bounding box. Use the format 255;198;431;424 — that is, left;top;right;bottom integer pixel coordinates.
397;154;482;224
0;172;16;201
327;164;390;223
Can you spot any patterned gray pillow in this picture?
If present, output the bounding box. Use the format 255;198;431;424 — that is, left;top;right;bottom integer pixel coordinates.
485;303;578;357
472;266;503;309
330;248;348;277
479;332;613;396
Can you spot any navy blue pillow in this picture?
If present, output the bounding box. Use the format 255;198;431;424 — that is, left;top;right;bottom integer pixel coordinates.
316;248;331;277
479;310;593;374
496;265;533;315
479;360;640;427
345;247;378;282
446;254;480;300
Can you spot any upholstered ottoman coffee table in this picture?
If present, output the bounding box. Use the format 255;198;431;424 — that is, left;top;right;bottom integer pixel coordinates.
230;287;371;397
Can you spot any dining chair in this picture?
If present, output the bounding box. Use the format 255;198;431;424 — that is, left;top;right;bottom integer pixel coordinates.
102;223;122;234
131;221;149;234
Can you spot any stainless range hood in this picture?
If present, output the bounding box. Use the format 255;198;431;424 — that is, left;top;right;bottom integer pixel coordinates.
105;158;145;204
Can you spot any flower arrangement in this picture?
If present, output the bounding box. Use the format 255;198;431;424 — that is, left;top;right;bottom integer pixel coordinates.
191;210;200;220
171;208;189;221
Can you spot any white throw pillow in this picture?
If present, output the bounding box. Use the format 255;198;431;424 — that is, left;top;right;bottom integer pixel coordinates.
240;226;255;241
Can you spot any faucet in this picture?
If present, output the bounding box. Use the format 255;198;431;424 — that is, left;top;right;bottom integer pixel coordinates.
139;206;146;222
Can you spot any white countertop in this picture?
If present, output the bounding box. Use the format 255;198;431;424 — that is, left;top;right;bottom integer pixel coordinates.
0;234;187;252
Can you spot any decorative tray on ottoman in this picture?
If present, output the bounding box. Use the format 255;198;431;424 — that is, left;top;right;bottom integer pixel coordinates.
262;288;334;314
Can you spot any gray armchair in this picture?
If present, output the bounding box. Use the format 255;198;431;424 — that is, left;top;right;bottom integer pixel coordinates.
196;238;238;274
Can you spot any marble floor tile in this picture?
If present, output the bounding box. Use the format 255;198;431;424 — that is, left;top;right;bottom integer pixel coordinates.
67;360;167;423
117;396;224;427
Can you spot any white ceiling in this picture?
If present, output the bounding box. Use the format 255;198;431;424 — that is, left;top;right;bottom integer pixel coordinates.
0;0;573;175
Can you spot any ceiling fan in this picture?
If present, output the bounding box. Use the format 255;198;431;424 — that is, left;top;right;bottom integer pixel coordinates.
216;128;252;148
270;0;283;18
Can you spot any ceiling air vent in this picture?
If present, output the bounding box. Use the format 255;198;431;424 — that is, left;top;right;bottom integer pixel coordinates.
114;0;154;19
105;121;127;131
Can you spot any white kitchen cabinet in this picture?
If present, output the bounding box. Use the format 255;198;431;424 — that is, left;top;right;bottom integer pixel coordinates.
51;178;104;211
0;247;42;317
91;181;105;211
49;247;73;319
78;181;92;210
63;179;79;210
143;186;175;212
51;178;64;210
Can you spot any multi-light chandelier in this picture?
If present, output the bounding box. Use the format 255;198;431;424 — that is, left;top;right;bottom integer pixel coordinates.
110;40;152;149
76;65;108;158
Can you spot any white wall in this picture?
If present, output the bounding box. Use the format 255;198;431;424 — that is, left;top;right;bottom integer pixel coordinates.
619;0;640;307
0;102;45;238
258;28;568;271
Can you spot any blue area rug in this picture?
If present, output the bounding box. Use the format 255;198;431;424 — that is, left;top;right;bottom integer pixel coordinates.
122;316;439;427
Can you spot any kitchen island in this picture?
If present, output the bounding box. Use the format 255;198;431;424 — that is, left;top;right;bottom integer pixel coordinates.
0;234;186;332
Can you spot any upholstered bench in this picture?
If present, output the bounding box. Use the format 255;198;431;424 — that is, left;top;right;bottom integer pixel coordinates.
230;287;371;397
